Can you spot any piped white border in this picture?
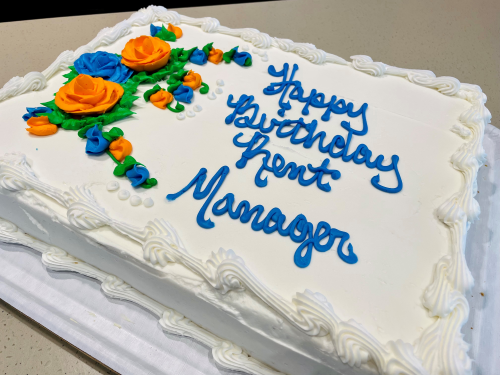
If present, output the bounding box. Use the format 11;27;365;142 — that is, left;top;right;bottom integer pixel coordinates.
0;217;281;375
0;5;491;375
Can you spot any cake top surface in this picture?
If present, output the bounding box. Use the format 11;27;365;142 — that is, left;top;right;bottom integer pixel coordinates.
0;6;489;375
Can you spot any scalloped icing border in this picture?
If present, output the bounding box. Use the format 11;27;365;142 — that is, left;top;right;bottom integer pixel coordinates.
0;217;282;375
0;5;492;375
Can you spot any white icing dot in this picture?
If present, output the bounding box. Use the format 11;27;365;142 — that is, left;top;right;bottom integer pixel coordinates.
130;195;142;206
216;79;225;87
261;55;269;62
118;190;130;200
186;110;196;118
215;87;223;94
106;181;119;192
258;50;266;57
193;104;202;112
143;198;154;208
177;113;186;120
252;48;259;54
208;92;216;100
241;45;249;51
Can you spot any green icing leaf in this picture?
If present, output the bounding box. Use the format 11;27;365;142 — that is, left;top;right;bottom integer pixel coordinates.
167;81;182;93
61;107;135;131
121;80;140;96
222;48;236;63
62;66;79;84
179;47;197;62
200;82;209;95
170;48;184;63
167;69;188;84
141;178;158;189
40;99;59;112
202;42;214;57
156;25;177;42
244;57;252;67
143;84;162;102
167;101;184;113
102;127;124;142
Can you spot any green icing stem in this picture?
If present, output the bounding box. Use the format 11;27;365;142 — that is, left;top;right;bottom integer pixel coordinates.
167;101;185;113
200;82;209;95
106;150;121;165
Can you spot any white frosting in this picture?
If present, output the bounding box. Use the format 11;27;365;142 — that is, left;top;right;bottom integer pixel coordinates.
143;197;154;208
208;92;216;100
117;190;130;200
215;87;223;94
176;112;186;120
216;79;225;87
193;104;203;112
130;195;142;206
106;181;120;191
186;110;196;118
0;6;491;375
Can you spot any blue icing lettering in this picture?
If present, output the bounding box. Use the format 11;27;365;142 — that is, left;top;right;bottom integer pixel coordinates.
226;94;403;194
166;166;357;268
233;131;341;192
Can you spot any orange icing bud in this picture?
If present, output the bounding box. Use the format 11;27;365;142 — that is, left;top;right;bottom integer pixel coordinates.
150;89;173;109
208;48;223;65
121;35;171;72
167;23;183;39
26;116;58;136
183;70;203;90
109;137;133;161
55;74;124;115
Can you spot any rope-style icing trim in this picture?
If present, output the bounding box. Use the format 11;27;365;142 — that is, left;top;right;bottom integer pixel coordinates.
0;217;282;375
0;5;491;374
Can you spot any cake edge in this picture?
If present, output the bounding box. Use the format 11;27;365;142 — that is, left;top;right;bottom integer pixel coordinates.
0;5;492;375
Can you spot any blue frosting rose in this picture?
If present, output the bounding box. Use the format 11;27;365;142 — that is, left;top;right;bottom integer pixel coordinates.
85;125;110;155
150;24;161;37
74;51;133;84
126;165;150;187
173;85;194;104
233;49;252;66
22;107;52;121
189;48;208;65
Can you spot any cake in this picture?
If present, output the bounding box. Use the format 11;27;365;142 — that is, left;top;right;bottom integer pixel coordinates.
0;6;490;375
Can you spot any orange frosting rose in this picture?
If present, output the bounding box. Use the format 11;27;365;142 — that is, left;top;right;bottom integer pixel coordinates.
167;23;183;39
121;36;171;72
26;116;58;136
183;70;202;90
150;89;173;109
208;48;223;64
109;137;132;161
55;74;124;115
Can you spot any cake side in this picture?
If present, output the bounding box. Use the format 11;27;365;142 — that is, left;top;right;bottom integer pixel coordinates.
0;5;491;375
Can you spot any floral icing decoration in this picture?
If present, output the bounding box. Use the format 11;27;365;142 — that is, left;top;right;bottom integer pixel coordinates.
74;51;133;84
121;36;171;72
182;70;202;90
189;48;208;65
55;74;124;115
109;137;132;161
85;125;110;155
223;47;252;66
173;85;194;104
26;116;58;136
150;89;174;109
22;106;52;121
112;155;157;189
153;25;177;42
167;24;183;39
126;164;150;187
151;23;183;40
208;48;223;64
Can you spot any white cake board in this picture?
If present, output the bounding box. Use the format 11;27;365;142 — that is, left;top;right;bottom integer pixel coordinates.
1;124;499;375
